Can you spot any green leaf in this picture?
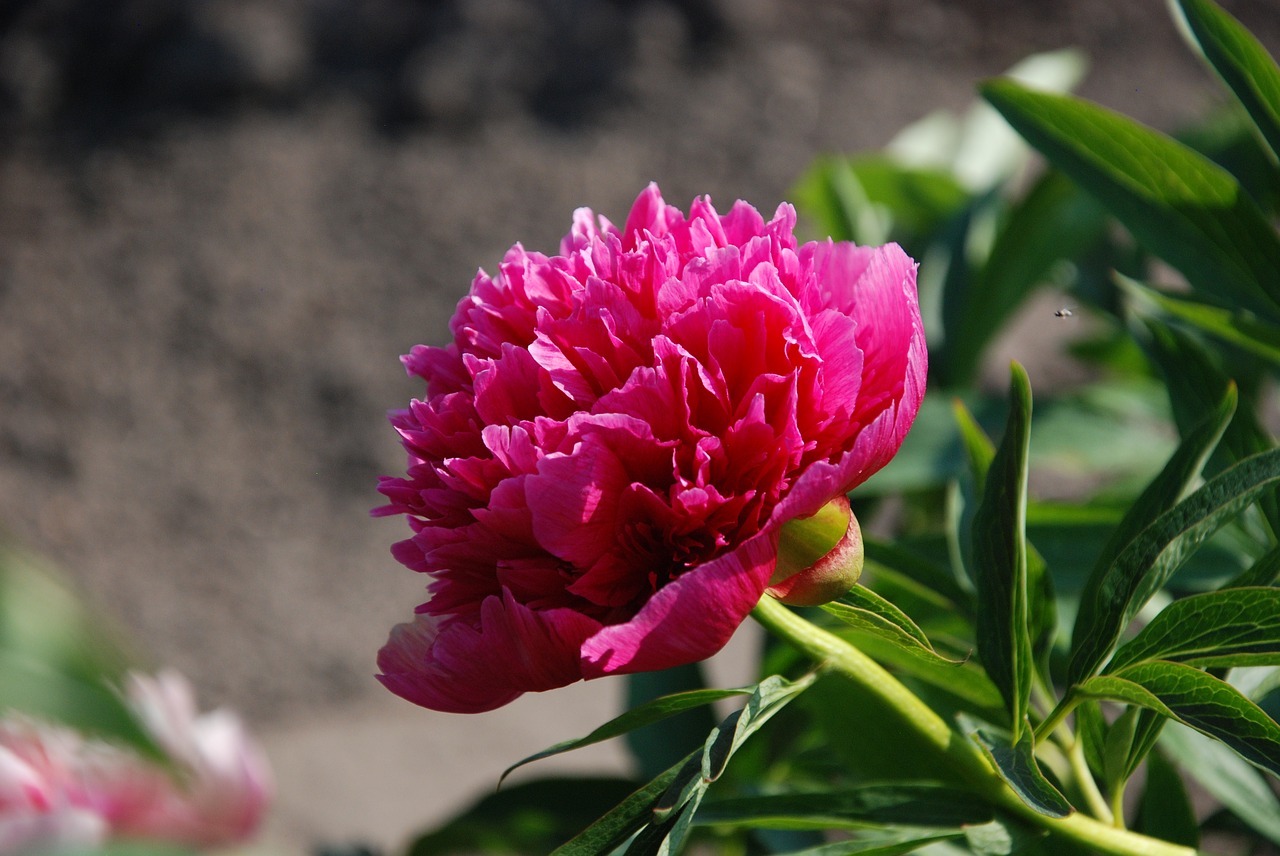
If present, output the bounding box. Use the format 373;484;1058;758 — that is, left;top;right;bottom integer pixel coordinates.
1180;105;1280;215
822;586;947;657
0;651;164;762
1135;748;1199;849
627;673;817;855
1140;318;1280;537
792;155;970;252
980;78;1280;319
695;784;994;831
943;170;1108;383
501;685;753;785
1108;587;1280;671
1121;710;1167;783
1092;378;1234;585
701;673;817;783
769;827;967;855
628;786;704;856
963;817;1047;856
1069;438;1280;686
406;776;642;855
965;721;1074;818
827;627;1004;716
625;663;719;781
971;363;1035;735
864;537;974;615
952;398;995;487
1075;700;1108;781
1078;660;1280;777
1161;721;1280;846
1228;544;1280;587
0;545;136;683
552;755;695;856
1100;706;1141;791
1119;274;1280;366
1176;0;1280;162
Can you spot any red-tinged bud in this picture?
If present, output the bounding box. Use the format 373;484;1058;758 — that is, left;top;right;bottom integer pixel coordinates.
766;495;863;607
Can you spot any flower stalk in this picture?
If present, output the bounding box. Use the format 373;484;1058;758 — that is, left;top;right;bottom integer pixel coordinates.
750;596;1196;856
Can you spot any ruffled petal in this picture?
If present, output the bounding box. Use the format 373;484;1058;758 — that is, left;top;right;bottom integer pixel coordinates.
378;592;601;713
579;530;778;677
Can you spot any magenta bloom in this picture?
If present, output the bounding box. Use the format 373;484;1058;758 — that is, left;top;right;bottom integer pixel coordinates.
375;184;926;713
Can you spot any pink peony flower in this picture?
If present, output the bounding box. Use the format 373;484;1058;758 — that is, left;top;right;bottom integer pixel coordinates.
0;670;271;854
375;183;926;713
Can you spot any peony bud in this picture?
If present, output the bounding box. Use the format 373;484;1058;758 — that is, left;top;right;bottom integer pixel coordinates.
766;495;863;606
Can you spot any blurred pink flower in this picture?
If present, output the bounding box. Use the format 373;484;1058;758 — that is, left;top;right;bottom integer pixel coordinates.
376;183;926;713
0;670;271;854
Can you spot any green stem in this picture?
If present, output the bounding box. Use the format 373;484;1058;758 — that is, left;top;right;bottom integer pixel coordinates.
1069;735;1114;823
1110;783;1129;830
750;597;1195;856
1035;692;1080;744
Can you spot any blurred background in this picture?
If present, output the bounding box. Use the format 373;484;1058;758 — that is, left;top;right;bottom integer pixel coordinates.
0;0;1276;852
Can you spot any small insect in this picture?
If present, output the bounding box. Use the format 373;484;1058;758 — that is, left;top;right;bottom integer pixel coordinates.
1053;307;1074;319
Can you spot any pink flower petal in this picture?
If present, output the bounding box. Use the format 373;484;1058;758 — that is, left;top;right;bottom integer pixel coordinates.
378;593;601;713
376;184;927;711
580;530;778;676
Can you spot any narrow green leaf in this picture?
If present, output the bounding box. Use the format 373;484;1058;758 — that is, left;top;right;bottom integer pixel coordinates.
1228;544;1280;588
632;673;817;856
1078;701;1164;785
1121;709;1167;782
695;785;992;831
501;685;753;785
944;170;1108;382
702;673;817;783
1161;721;1280;846
822;586;946;656
1101;707;1141;791
1141;318;1280;537
980;79;1280;319
963;817;1047;855
627;787;705;856
1108;587;1280;671
769;827;967;855
0;545;136;684
966;722;1074;818
1135;748;1200;849
551;755;695;856
791;155;969;253
971;363;1035;735
1085;380;1234;588
952;398;995;487
406;776;642;856
828;627;1004;716
0;652;164;762
1177;0;1280;162
1078;660;1280;777
625;663;718;781
1075;700;1108;781
864;537;974;614
1069;442;1280;686
1120;274;1280;366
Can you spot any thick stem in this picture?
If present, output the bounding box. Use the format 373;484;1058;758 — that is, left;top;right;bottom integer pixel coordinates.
750;597;1196;856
